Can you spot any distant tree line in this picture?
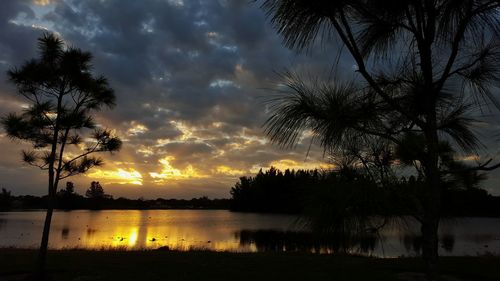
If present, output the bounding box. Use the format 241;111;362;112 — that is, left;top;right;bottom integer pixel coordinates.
230;167;322;213
0;181;230;211
230;167;500;218
2;169;498;216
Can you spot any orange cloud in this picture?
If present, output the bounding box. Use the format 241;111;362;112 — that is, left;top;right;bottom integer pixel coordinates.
213;165;246;176
149;156;205;183
86;168;143;185
251;159;334;173
127;122;149;136
33;0;54;5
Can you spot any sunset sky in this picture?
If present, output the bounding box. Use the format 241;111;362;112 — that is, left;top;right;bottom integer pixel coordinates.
1;0;500;199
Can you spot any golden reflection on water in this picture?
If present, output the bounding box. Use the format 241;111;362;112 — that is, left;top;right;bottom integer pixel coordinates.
128;228;138;247
6;210;499;256
27;210;284;251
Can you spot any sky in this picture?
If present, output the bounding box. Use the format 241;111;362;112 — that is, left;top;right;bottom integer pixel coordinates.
1;0;500;199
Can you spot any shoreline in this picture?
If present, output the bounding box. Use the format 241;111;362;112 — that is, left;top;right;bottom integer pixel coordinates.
1;249;499;281
3;209;500;218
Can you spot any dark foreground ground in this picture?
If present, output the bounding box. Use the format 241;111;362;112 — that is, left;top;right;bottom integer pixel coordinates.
0;249;499;281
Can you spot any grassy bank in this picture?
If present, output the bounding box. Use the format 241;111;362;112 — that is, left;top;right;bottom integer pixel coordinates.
1;249;499;281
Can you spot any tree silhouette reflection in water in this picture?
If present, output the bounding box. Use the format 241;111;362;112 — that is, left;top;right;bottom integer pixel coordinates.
61;228;70;240
4;211;500;256
236;230;378;254
401;234;456;254
237;230;457;255
440;234;455;253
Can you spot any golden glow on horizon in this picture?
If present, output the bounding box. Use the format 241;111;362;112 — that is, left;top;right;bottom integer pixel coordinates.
214;165;246;176
251;159;335;173
82;158;330;186
149;156;205;182
86;168;143;185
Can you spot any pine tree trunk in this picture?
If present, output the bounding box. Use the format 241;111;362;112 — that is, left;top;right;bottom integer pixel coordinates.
422;125;442;281
421;212;440;281
37;174;56;280
421;170;441;281
37;202;54;280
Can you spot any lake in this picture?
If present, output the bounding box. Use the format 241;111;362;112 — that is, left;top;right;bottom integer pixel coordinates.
1;210;499;257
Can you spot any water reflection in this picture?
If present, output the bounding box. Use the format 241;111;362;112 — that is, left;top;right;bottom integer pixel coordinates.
400;233;458;255
0;210;499;257
86;228;97;238
236;230;378;254
401;234;422;253
61;228;69;240
236;230;462;255
441;234;455;253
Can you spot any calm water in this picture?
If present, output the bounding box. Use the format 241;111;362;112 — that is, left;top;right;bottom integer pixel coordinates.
0;210;499;257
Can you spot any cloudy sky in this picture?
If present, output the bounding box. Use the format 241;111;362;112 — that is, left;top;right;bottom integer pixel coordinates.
0;0;345;199
1;0;499;199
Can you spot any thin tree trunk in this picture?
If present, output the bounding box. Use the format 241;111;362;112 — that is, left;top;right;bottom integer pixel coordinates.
37;163;57;280
421;170;441;281
37;194;55;281
421;214;440;281
421;124;441;281
37;87;62;280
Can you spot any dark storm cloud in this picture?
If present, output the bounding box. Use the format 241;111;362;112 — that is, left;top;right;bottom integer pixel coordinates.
4;0;498;198
159;142;215;158
0;1;44;96
40;0;299;127
38;0;349;140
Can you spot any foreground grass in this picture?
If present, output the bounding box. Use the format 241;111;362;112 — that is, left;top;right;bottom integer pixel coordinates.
0;249;499;281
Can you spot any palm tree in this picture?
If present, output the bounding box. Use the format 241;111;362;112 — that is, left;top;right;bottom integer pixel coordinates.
2;33;121;279
259;1;500;279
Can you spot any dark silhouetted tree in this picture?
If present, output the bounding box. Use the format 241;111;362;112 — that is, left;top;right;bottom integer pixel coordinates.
64;182;74;194
1;33;121;279
231;167;319;213
56;181;81;209
85;181;111;209
0;188;12;210
85;181;110;199
259;0;500;279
